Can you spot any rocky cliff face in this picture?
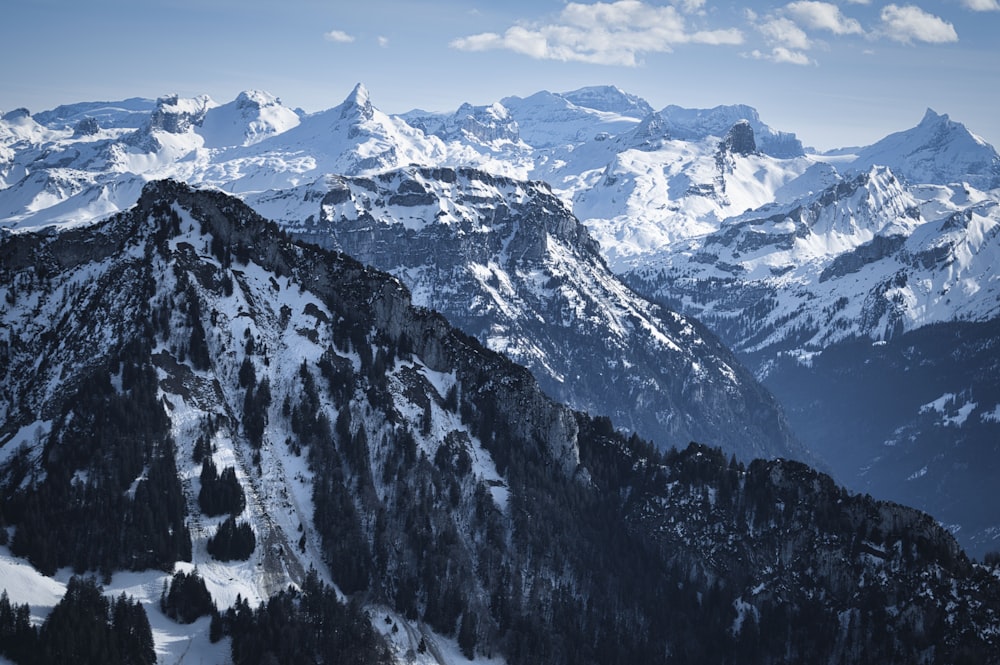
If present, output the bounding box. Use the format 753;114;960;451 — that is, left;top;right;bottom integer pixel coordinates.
720;119;758;156
249;166;807;462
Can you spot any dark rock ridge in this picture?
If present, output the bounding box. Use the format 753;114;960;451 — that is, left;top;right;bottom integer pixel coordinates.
819;233;908;282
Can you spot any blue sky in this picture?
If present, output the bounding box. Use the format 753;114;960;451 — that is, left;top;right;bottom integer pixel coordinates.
3;0;998;150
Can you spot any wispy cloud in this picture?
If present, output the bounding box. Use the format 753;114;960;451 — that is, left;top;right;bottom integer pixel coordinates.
675;0;707;13
745;46;814;65
879;4;958;43
962;0;1000;10
785;1;864;35
377;36;389;48
323;29;355;44
450;0;743;66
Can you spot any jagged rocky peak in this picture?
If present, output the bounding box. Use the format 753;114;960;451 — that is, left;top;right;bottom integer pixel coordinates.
631;112;670;148
822;165;922;235
453;102;520;143
72;116;100;137
149;93;214;133
339;82;375;122
720;119;757;155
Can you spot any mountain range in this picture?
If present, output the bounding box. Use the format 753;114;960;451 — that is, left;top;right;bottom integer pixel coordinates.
2;82;1000;662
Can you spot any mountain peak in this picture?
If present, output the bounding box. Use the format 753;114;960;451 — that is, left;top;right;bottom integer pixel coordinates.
235;89;280;109
198;90;300;147
920;107;948;124
852;108;1000;189
340;82;374;121
558;85;654;118
2;107;32;122
720;119;757;156
149;94;214;134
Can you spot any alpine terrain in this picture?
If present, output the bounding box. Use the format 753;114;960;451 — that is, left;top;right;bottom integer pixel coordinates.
1;83;1000;663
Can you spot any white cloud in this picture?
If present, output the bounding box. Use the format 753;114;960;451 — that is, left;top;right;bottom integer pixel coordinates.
880;4;958;43
785;1;864;35
450;0;743;66
323;30;355;43
377;36;389;48
771;46;814;64
962;0;1000;10
759;17;812;50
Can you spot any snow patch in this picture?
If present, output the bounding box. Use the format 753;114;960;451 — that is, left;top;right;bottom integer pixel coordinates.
981;405;1000;423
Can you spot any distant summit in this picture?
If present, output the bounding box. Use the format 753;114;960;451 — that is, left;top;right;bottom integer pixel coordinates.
850;108;1000;190
199;89;301;147
558;85;655;118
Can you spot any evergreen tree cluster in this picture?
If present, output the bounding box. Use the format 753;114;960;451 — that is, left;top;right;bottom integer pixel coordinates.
160;569;215;624
207;516;256;561
0;577;154;665
214;570;391;665
243;375;272;450
198;458;246;516
0;591;33;664
2;342;190;577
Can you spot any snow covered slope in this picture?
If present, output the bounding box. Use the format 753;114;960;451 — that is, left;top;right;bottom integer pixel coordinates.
247;165;806;461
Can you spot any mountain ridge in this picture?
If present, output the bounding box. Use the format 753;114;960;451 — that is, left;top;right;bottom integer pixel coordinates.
247;164;806;460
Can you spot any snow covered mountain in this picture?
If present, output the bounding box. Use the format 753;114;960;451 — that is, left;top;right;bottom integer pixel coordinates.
2;181;999;664
631;165;1000;354
849;108;1000;191
3;82;1000;560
